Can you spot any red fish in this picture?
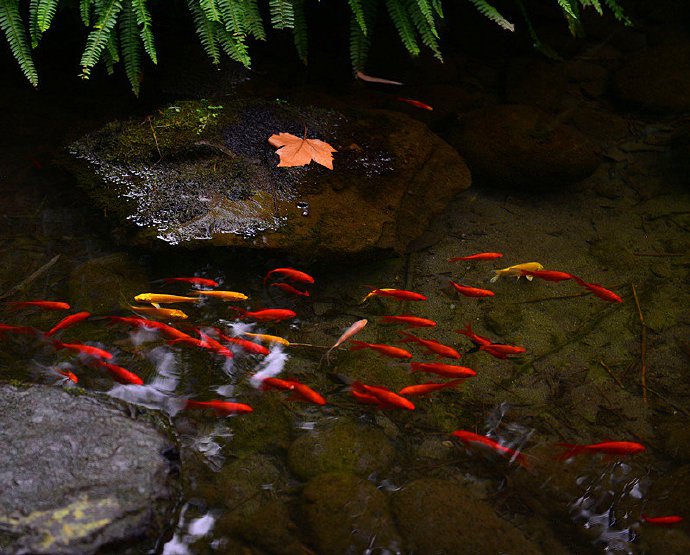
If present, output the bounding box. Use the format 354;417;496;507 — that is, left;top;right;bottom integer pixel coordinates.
54;341;113;360
57;369;79;383
399;380;463;396
105;316;192;341
641;514;683;525
230;308;297;322
268;379;327;405
7;300;70;311
479;343;526;359
455;323;492;346
163;277;219;287
270;282;310;297
395;97;434;111
350;389;382;405
46;311;91;336
449;252;503;262
451;430;527;467
219;334;270;356
410;362;477;378
362;288;427;302
398;331;461;360
449;281;495;298
0;324;36;336
264;267;314;285
261;377;296;391
197;330;234;358
349;340;413;359
380;315;436;328
352;382;414;410
184;399;253;415
91;360;144;385
519;269;574;282
573;278;623;303
556;441;645;460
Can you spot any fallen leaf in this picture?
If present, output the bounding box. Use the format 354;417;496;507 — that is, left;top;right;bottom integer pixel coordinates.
268;132;337;170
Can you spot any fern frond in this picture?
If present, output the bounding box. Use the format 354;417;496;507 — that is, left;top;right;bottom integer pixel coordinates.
36;0;59;32
80;0;94;25
292;0;308;63
603;0;630;24
555;0;576;19
269;0;293;29
80;0;123;78
405;0;441;59
188;0;220;64
131;0;156;63
349;0;367;35
240;0;265;39
349;0;377;71
413;0;437;35
430;0;443;18
385;0;419;56
215;23;251;66
468;0;514;32
29;0;41;47
0;0;38;86
198;0;221;22
120;0;142;95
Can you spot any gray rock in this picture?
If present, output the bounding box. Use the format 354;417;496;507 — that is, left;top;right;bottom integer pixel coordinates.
67;99;470;255
0;383;178;554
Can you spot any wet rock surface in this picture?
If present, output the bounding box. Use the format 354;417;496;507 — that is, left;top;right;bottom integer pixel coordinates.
0;383;178;554
68;98;470;255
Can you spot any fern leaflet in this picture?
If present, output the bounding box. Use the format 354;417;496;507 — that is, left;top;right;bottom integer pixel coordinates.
80;0;94;25
29;0;41;47
120;0;142;94
269;0;293;29
603;0;630;24
80;0;123;78
188;0;220;64
0;0;38;86
349;0;367;35
240;0;265;39
198;0;222;22
292;0;308;63
468;0;514;32
36;0;59;32
405;0;441;59
131;0;156;63
216;23;251;66
385;0;419;56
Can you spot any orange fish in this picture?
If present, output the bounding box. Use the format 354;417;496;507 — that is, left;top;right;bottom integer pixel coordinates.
410;362;476;378
519;269;574;282
105;316;192;341
57;369;78;383
184;399;253;415
451;430;527;467
218;333;270;356
270;282;310;297
641;514;683;525
556;441;645;460
352;382;414;410
0;323;36;336
395;97;433;111
134;293;198;304
261;377;296;391
230;308;297;322
45;311;91;336
197;330;234;358
380;315;436;328
449;252;503;262
449;281;495;298
398;331;461;360
349;340;413;359
264;378;326;405
350;389;382;405
189;290;248;301
479;343;526;359
326;319;368;358
455;323;492;347
7;300;70;311
362;288;427;302
264;267;314;285
54;341;113;360
399;380;463;396
241;332;290;346
162;277;219;287
91;360;144;385
573;278;623;303
128;305;188;320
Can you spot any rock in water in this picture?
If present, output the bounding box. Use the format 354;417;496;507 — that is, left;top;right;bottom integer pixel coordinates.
0;383;178;554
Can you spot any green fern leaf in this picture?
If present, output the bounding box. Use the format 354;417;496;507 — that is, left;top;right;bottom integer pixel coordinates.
36;0;59;32
80;0;94;25
0;0;38;86
292;0;308;63
188;0;220;64
80;0;123;78
349;0;367;35
216;23;251;66
603;0;630;24
29;0;41;47
405;0;441;59
349;11;369;71
198;0;222;23
414;0;437;35
240;0;265;39
131;0;156;63
269;0;293;29
468;0;514;32
430;0;443;17
120;0;142;95
555;0;576;19
385;0;419;56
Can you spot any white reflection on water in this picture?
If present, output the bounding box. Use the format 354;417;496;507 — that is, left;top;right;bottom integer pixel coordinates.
249;345;288;388
162;504;217;555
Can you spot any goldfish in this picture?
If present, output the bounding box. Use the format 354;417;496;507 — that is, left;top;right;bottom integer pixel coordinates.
263;378;326;405
410;362;477;378
218;333;270;356
264;267;314;285
326;319;368;359
351;389;382;405
242;332;290;346
349;340;413;359
489;262;544;283
362;288;427;303
6;300;70;311
449;252;503;262
399;380;463;396
395;97;434;111
197;330;234;357
57;369;79;383
45;311;91;336
380;315;436;328
479;343;526;359
190;290;248;301
134;293;198;304
270;282;310;296
451;430;527;467
455;323;492;346
556;441;645;460
260;377;296;391
519;269;574;282
184;399;253;415
398;331;461;359
449;281;495;298
572;278;623;303
162;277;219;287
641;514;684;525
128;305;188;320
54;341;113;360
90;360;144;385
0;323;36;336
352;382;414;410
230;308;297;322
105;316;192;341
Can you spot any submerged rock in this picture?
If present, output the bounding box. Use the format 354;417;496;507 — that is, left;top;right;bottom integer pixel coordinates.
0;383;178;554
68;98;470;255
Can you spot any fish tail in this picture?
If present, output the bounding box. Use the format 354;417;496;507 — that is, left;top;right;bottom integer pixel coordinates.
349;341;367;351
228;307;247;317
555;443;586;460
489;272;501;283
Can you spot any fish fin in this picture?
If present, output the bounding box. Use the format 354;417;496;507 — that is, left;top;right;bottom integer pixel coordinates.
489;273;500;283
555;443;584;461
151;302;161;308
525;275;534;281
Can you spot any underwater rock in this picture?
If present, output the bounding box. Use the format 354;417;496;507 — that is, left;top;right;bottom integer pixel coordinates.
392;477;541;554
506;58;569;112
302;472;402;555
0;383;178;554
448;104;599;189
287;421;395;480
67;99;470;256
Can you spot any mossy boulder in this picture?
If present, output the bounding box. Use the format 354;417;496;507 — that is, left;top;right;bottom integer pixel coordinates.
68;98;470;256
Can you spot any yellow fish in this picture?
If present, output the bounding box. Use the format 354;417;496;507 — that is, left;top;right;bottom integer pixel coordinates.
489;262;544;283
134;293;199;304
189;290;248;301
241;332;290;346
128;305;188;320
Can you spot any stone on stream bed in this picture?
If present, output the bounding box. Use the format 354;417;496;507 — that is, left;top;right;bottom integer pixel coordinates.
0;382;179;554
67;98;470;256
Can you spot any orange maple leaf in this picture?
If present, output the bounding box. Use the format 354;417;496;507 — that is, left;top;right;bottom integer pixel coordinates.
268;132;337;170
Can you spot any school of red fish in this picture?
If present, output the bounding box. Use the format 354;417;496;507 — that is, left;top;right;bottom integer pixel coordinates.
0;255;681;527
